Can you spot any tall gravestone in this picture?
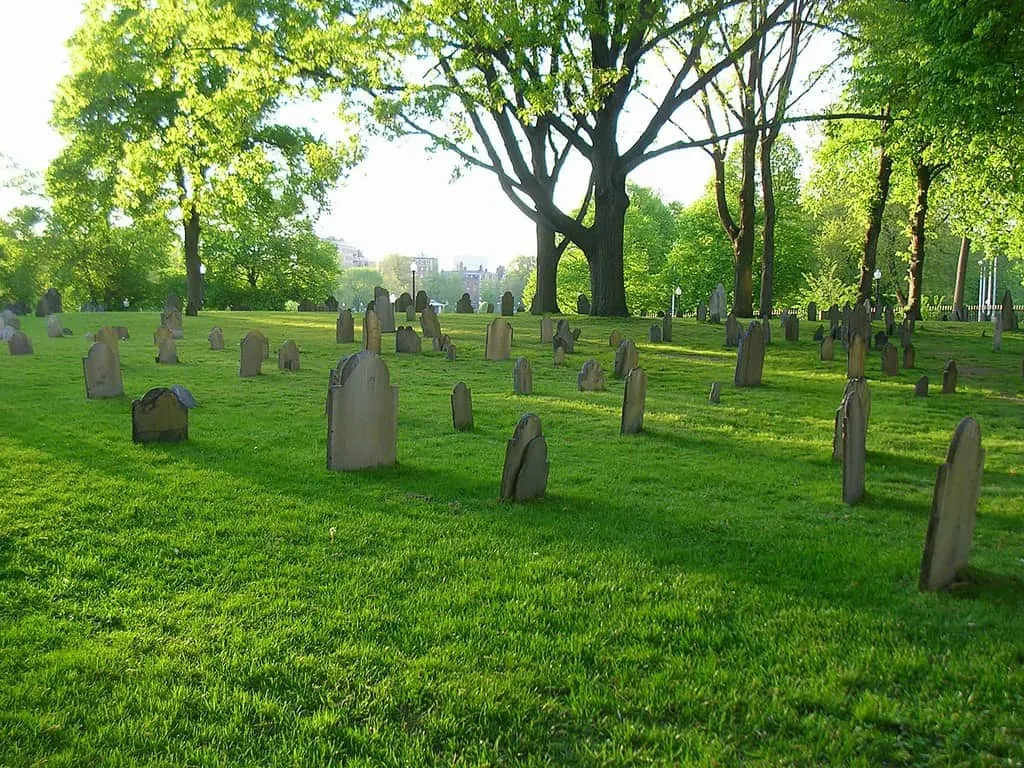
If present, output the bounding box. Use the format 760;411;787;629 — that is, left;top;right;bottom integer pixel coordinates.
46;315;63;338
240;332;264;377
540;317;554;344
942;360;958;394
620;367;647;435
395;326;422;353
415;290;429;312
614;339;639;379
840;391;866;504
501;291;515;316
734;321;765;387
326;351;398;471
456;292;474;313
363;309;381;354
208;327;225;350
83;342;123;398
451;382;473;431
337;309;355;343
903;343;915;370
833;378;870;462
499;414;548;501
513;357;533;394
649;325;662;343
784;314;799;342
278;340;300;371
156;339;178;364
484;318;513;361
161;305;184;340
35;287;62;317
881;343;899;376
697;301;708;322
919;418;984;591
915;376;929;397
709;283;727;322
847;334;867;379
807;301;817;322
577;294;590;315
577;359;606;391
132;387;188;443
725;314;742;347
1000;289;1018;331
154;326;173;346
553;320;575;353
820;336;835;361
373;286;396;333
608;329;622;348
662;314;673;343
395;292;413;313
420;305;441;339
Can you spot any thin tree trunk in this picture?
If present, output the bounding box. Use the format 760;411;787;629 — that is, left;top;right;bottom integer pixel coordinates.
906;159;935;321
857;145;893;305
184;204;202;316
758;136;775;318
952;236;971;320
533;219;559;314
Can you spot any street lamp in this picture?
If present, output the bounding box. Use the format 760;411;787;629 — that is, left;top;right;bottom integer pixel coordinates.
411;261;417;305
873;268;882;315
122;297;130;310
671;286;681;317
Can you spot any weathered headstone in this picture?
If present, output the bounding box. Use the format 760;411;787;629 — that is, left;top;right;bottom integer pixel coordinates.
608;329;622;348
395;326;422;353
873;331;888;350
884;305;895;335
325;296;339;313
577;359;606;391
132;387;188;443
899;318;913;349
807;301;817;322
363;309;381;354
649;324;662;343
576;294;590;315
903;343;915;370
484;317;513;361
919;417;984;592
513;357;533;394
709;283;727;322
914;375;929;397
1;309;19;330
373;286;396;333
840;391;866;504
161;307;184;339
415;290;429;312
847;334;867;379
614;339;639;379
451;382;473;431
499;414;548;501
501;291;515;316
208;327;225;350
942;360;958;393
337;309;355;343
734;321;765;387
709;382;721;404
239;332;263;377
662;314;673;343
446;343;457;361
326;351;398;471
46;315;63;338
881;343;899;376
432;333;451;352
813;324;825;342
278;340;300;371
553;320;575;353
820;336;835;361
156;339;178;364
553;346;565;366
405;305;416;322
826;304;841;332
850;302;870;345
540;317;554;344
395;292;413;313
35;287;62;317
725;314;742;347
620;367;647;435
154;326;174;346
456;292;474;313
697;301;708;322
1000;289;1018;331
783;314;799;342
83;342;123;398
420;305;441;339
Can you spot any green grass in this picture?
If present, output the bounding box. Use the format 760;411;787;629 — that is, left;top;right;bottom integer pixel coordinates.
1;309;1022;767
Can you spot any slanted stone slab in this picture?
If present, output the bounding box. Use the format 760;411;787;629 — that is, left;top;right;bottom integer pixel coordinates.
553;346;565;366
847;334;867;379
649;324;662;343
725;314;742;347
577;294;590;315
132;387;188;443
501;291;515;316
577;359;606;391
327;351;398;471
420;305;441;339
915;376;929;397
155;340;178;364
662;314;673;342
363;309;381;354
1000;289;1018;331
208;327;225;350
278;340;300;371
154;326;174;346
841;390;866;505
445;344;457;361
734;321;765;387
337;309;354;343
608;329;622;348
240;332;264;377
553;320;575;353
456;292;474;313
784;314;799;342
613;339;639;379
46;315;63;338
807;301;817;322
373;286;396;333
540;317;554;344
513;357;533;394
83;342;122;398
484;317;513;361
813;325;825;342
919;418;984;591
395;326;422;353
697;301;708;322
620;367;647;435
820;336;835;361
500;414;548;500
833;378;870;461
451;382;473;431
709;382;721;404
161;307;184;339
36;287;62;317
415;290;429;312
942;360;958;394
881;343;899;376
709;283;727;322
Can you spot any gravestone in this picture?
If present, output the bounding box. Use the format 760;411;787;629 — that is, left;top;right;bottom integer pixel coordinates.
734;321;765;387
326;351;398;471
915;376;929;397
992;317;1003;352
840;391;866;504
649;325;662;343
395;326;422;353
807;301;817;322
820;336;835;361
884;305;895;335
608;329;622;348
420;305;441;339
709;382;721;404
278;340;300;371
297;300;316;312
873;331;888;350
899;318;913;348
1;309;19;330
577;294;590;315
903;343;915;370
445;344;457;361
613;339;639;379
697;301;708;322
208;327;225;350
156;339;178;364
513;357;533;394
826;304;840;332
847;334;867;379
620;367;647;435
709;283;727;322
501;291;515;316
325;296;339;313
881;343;899;376
725;314;742;347
161;307;184;339
662;314;673;343
577;359;606;391
373;286;396;333
540;317;554;344
553;320;575;354
35;287;62;316
165;294;182;314
363;309;381;354
919;417;984;592
83;342;123;399
850;303;870;345
499;414;548;501
451;382;473;431
405;305;415;322
553;346;565;366
132;388;188;443
942;360;958;393
246;329;270;360
484;317;513;361
1000;289;1018;331
239;332;264;377
337;309;355;343
415;290;429;312
96;326;121;353
154;326;174;346
47;315;63;338
395;292;413;313
432;333;451;352
456;292;474;313
813;325;825;342
784;314;799;342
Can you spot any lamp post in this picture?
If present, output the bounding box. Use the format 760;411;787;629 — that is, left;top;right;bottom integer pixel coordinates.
122;297;130;311
671;286;681;317
199;263;207;309
978;259;986;321
411;261;417;306
873;268;882;316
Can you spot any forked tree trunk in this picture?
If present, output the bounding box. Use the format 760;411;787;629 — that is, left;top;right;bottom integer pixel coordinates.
857;145;893;305
952;236;971;320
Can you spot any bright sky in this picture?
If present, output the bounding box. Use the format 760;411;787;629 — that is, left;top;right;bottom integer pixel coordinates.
0;1;834;271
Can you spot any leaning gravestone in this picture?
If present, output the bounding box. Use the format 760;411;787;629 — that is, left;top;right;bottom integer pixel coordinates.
161;306;184;340
373;286;396;333
613;339;639;379
420;305;441;339
577;359;606;391
662;313;673;343
415;290;429;312
919;417;984;592
697;301;708;322
813;325;825;342
840;390;866;504
784;314;799;342
709;283;727;322
649;325;662;343
553;320;575;354
553;346;565;366
725;314;742;347
337;309;355;343
499;414;548;501
513;357;533;395
239;332;264;377
456;292;474;313
208;327;225;350
881;343;899;376
807;301;817;322
445;344;457;361
132;387;188;443
46;315;63;338
83;342;123;399
278;340;300;371
942;360;958;394
915;375;929;397
620;367;647;435
903;343;915;370
734;321;765;388
501;291;515;316
155;339;178;365
709;382;721;404
35;287;63;317
154;326;174;346
395;326;422;353
540;317;554;344
577;294;591;315
451;382;473;431
395;292;413;313
326;351;398;471
820;336;835;362
484;317;513;361
363;309;381;354
1000;289;1018;331
847;334;867;379
608;329;622;348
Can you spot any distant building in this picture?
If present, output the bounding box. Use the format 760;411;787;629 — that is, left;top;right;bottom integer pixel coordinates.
327;237;369;269
412;254;439;277
456;261;505;304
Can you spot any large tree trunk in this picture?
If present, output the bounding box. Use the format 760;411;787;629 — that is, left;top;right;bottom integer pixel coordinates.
184;204;202;316
906;160;936;321
533;219;560;314
952;236;971;320
586;173;629;316
758;136;776;318
857;145;893;305
732;132;757;317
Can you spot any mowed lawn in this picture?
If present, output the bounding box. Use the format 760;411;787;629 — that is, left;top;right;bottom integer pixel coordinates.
1;309;1022;767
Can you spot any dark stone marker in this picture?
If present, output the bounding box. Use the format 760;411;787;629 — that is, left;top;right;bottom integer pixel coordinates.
734;321;765;388
807;301;817;322
577;359;606;391
784;314;799;342
553;320;575;354
132;387;188;443
239;332;263;376
415;290;429;312
813;325;825;342
208;327;225;350
725;314;742;347
501;291;515;316
577;294;591;315
456;292;474;313
820;336;835;361
395;326;422;353
1001;289;1018;331
278;340;300;371
697;301;708;322
662;314;673;343
873;331;888;350
903;343;915;370
847;334;867;379
373;286;396;333
500;414;548;501
513;357;533;395
614;339;639;379
337;309;354;343
620;367;647;435
8;330;32;355
915;375;929;397
841;390;866;505
942;360;958;394
395;292;413;313
881;343;899;376
709;382;721;404
451;382;473;431
35;287;62;317
649;324;662;343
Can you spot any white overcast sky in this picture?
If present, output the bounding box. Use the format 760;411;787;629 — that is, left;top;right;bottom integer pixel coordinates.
0;0;838;271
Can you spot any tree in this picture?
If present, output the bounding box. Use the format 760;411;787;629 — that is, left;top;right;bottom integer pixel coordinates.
377;253;413;296
336;267;384;310
421;270;467;308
